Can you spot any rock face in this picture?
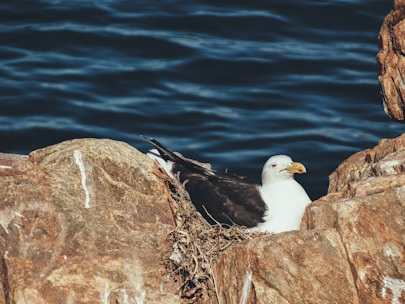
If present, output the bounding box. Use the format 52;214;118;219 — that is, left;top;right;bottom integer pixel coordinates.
213;134;405;304
1;135;405;303
306;134;405;304
213;229;358;304
0;139;179;303
377;0;405;120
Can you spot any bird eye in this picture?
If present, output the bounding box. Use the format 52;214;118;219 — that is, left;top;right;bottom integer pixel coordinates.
271;163;276;168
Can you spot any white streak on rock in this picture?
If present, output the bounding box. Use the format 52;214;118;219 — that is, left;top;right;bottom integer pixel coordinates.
358;270;365;281
135;283;146;304
125;261;146;304
374;159;405;176
239;268;252;304
118;288;129;304
101;281;110;304
383;243;402;259
382;276;405;304
74;150;90;208
14;211;25;218
0;165;12;169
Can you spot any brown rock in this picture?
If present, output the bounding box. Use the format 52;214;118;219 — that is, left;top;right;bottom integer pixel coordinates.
304;133;405;304
212;134;405;304
2;135;405;303
327;133;405;195
377;0;405;120
213;229;358;304
0;139;179;303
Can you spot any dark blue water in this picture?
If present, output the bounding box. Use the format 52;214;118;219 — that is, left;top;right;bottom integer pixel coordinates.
0;0;402;200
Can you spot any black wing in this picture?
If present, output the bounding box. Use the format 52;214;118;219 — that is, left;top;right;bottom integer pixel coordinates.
143;136;267;227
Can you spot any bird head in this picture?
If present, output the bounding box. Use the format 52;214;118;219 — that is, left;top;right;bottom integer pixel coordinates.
262;155;307;184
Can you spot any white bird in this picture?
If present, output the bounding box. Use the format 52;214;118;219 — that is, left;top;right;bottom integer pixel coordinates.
144;136;312;233
249;155;312;233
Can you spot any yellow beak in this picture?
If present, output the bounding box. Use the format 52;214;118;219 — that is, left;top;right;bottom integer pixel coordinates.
281;162;307;174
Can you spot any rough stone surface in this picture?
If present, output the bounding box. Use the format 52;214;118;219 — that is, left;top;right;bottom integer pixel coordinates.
0;139;179;303
1;3;404;303
327;133;405;195
2;135;405;303
377;0;405;120
304;134;405;304
213;229;358;304
213;134;405;304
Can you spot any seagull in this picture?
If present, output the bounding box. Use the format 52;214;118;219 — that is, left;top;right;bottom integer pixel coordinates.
143;136;312;233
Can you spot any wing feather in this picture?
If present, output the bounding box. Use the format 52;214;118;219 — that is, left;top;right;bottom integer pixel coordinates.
144;136;267;227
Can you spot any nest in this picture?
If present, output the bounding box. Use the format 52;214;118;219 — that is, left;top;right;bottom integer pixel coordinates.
158;168;254;303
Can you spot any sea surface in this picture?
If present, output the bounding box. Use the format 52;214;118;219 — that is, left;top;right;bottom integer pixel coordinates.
1;0;403;200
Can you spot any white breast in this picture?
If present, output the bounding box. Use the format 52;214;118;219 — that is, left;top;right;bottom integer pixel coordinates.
249;179;311;233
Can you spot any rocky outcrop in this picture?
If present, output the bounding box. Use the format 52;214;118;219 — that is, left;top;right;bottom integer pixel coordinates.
213;229;358;304
213;134;405;304
0;139;179;303
1;135;405;303
306;134;405;304
377;0;405;120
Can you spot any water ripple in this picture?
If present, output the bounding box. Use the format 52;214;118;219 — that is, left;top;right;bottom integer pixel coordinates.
0;0;400;200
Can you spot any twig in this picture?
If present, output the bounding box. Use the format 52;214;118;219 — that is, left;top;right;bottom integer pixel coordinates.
157;164;252;303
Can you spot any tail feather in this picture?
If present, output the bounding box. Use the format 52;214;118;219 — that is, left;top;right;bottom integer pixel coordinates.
142;135;211;174
141;135;177;162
